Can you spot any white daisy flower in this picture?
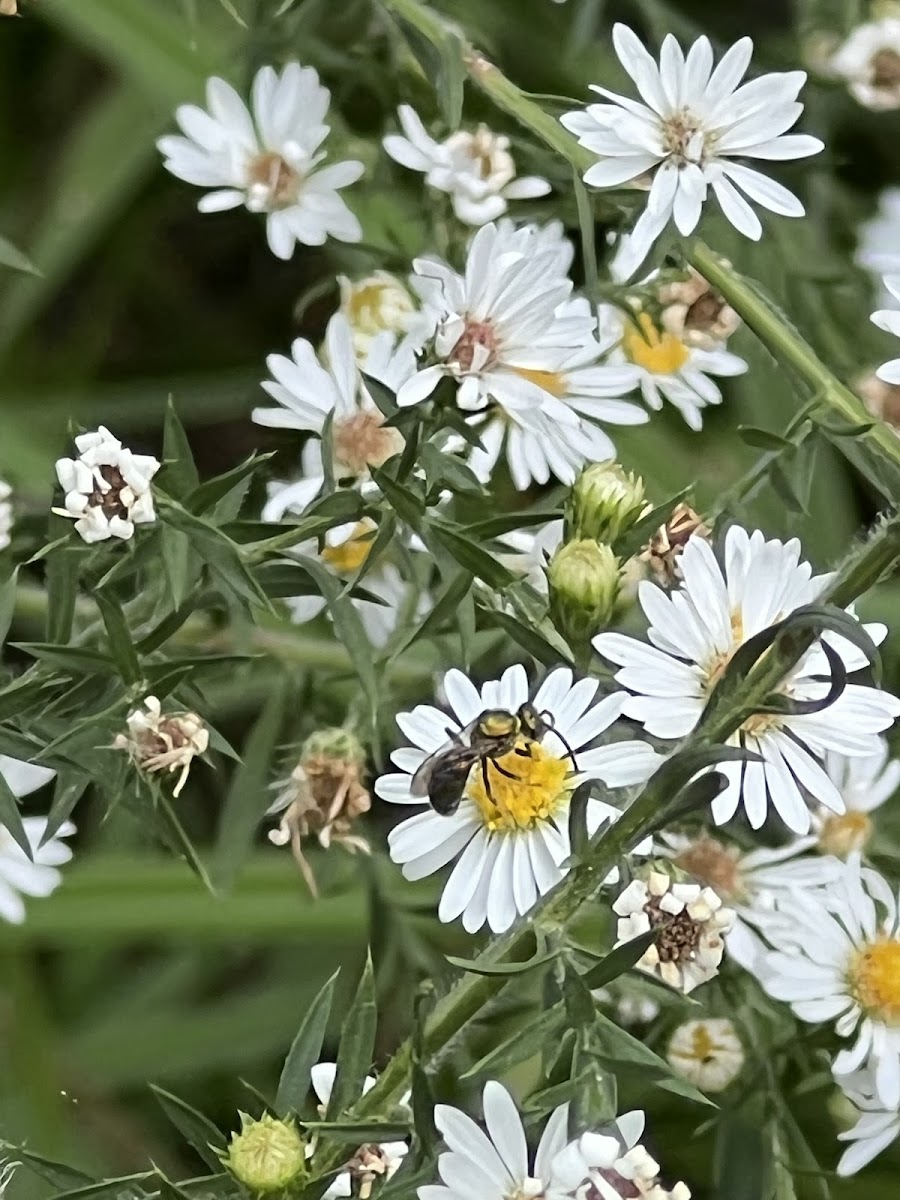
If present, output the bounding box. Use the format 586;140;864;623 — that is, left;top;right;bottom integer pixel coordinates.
666;1017;745;1093
835;1069;900;1177
383;105;552;226
612;870;735;993
158;64;363;260
339;272;425;358
762;857;900;1108
597;302;747;430
53;426;160;544
562;24;823;275
0;479;12;551
829;19;900;112
593;525;900;833
310;1063;408;1198
551;1108;691;1200
856;188;900;307
378;665;662;934
870;276;900;384
422;1081;573;1200
659;831;843;972
815;739;900;858
254;313;417;511
397;221;598;423
0;816;74;926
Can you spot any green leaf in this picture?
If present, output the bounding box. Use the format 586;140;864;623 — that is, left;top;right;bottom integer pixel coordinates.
714;1113;770;1200
592;1011;716;1107
361;372;399;419
428;519;516;589
187;454;273;517
738;424;794;451
370;468;426;531
161;499;270;611
479;605;574;667
52;1174;157;1200
573;171;598;299
385;568;471;659
444;948;559;977
326;953;377;1118
436;28;466;128
45;544;81;644
150;1085;227;1171
13;643;116;674
275;969;339;1116
581;929;661;990
161;526;194;610
612;486;691;560
41;772;90;845
302;1120;411;1141
212;679;288;892
465;511;561;540
0;1143;94;1191
0;565;19;647
418;444;483;495
462;1003;568;1081
153;788;213;890
0;235;38;274
95;590;142;684
160;399;200;498
0;770;35;861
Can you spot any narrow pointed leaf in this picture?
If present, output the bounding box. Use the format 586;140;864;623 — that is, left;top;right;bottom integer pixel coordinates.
275;969;339;1116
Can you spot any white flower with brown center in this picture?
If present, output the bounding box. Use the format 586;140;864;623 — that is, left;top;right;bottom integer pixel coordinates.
158;64;364;259
378;665;661;934
659;831;843;972
115;696;209;797
254;313;416;515
598;302;747;430
397;222;602;428
612;870;735;993
830;19;900;111
762;857;900;1108
562;24;823;275
53;426;160;544
383;106;551;225
594;525;900;833
666;1018;745;1093
310;1063;408;1198
815;740;900;858
551;1109;691;1200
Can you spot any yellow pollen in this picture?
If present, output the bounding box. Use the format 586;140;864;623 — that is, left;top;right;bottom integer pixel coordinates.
687;1024;717;1063
703;611;745;694
345;281;392;326
851;938;900;1023
819;811;874;859
466;740;572;831
512;367;569;397
622;312;690;375
321;522;376;574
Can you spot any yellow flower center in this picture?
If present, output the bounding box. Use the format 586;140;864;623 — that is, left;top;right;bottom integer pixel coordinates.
320;521;376;574
818;811;873;859
466;740;572;831
512;367;569;397
685;1024;717;1062
622;311;690;375
851;938;900;1023
345;280;394;327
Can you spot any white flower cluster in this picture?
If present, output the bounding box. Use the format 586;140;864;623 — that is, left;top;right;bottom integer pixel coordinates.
54;426;160;544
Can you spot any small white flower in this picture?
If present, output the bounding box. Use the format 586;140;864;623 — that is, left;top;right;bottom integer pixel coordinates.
830;20;900;111
870;276;900;384
158;64;363;260
53;426;160;544
835;1068;900;1177
383;105;551;225
378;665;661;934
598;302;747;431
856;189;900;307
612;870;735;993
594;525;900;833
398;221;600;423
666;1017;745;1093
311;1063;408;1198
815;739;900;857
339;272;424;358
0;815;74;926
0;479;12;551
659;831;843;972
254;313;416;511
424;1081;573;1200
762;857;900;1108
563;24;823;275
115;696;209;798
551;1108;691;1200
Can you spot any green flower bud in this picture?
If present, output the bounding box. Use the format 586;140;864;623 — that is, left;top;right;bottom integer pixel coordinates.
224;1113;307;1194
301;727;365;767
547;540;621;645
565;461;647;545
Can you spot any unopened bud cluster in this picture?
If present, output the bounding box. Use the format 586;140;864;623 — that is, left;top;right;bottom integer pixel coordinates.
53;426;160;545
115;695;209;797
224;1113;307;1193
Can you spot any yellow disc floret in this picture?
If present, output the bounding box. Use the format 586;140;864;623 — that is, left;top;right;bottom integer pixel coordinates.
466;739;572;831
512;367;569;397
852;938;900;1024
818;811;873;858
622;311;691;375
321;520;376;574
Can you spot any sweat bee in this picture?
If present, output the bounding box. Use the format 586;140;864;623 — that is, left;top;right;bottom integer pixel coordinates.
410;701;577;817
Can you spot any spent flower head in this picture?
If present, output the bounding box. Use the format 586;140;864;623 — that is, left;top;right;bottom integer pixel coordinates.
115;696;209;798
657;268;741;349
640;503;711;586
54;426;160;544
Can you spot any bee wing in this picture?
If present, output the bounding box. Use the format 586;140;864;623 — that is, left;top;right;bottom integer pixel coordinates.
409;720;473;797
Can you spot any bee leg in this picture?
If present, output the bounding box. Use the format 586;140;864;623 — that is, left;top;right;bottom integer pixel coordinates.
493;761;526;782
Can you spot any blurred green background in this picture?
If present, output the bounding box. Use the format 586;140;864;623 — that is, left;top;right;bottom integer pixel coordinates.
1;0;900;1196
